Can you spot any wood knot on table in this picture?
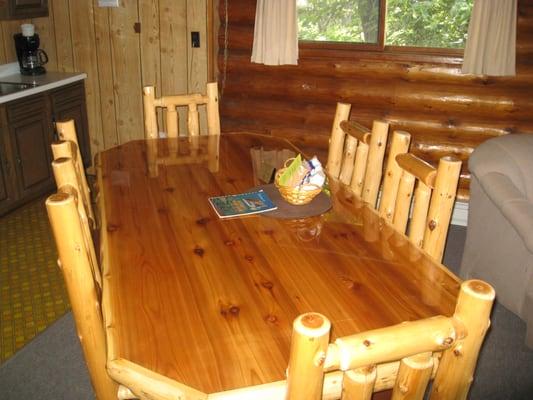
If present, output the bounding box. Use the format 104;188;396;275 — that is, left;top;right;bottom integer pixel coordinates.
341;277;361;291
196;217;210;225
220;303;241;318
261;281;274;290
193;246;205;256
264;314;278;324
107;224;119;232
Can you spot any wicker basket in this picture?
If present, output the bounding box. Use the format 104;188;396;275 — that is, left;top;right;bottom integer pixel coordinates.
274;167;322;205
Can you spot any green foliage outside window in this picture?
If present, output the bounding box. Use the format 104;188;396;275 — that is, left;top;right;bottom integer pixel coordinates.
297;0;473;49
297;0;380;43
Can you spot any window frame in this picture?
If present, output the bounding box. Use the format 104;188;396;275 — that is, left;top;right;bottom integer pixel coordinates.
297;0;466;58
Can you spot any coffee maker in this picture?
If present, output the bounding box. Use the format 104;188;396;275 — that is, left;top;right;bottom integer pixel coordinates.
14;24;48;76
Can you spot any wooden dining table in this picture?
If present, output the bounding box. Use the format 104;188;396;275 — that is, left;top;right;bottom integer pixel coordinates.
96;133;461;398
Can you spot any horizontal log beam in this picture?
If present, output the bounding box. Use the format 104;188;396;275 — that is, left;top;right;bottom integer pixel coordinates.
221;53;533;87
341;120;371;144
396;153;437;187
222;75;533;121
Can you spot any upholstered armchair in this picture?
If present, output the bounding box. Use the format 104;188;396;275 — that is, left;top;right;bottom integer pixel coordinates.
460;133;533;348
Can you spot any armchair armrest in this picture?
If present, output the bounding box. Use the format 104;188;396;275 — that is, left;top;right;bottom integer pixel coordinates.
477;172;533;253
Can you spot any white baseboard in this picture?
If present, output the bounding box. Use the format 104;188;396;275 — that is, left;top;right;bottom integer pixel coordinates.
451;201;469;226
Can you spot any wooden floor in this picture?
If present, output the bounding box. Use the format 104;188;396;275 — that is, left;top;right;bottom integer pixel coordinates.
0;197;70;364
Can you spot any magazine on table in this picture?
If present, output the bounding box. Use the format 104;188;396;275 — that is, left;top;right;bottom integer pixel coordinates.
208;189;277;218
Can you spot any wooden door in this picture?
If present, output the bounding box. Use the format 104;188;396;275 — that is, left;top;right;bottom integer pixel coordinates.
7;94;54;198
0;131;18;215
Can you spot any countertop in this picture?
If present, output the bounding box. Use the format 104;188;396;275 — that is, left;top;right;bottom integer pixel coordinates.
0;62;86;104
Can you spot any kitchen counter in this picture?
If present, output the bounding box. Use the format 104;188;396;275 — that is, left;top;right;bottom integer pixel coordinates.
0;62;86;104
0;62;90;216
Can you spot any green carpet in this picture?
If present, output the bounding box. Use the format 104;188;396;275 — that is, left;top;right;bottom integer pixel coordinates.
0;198;70;364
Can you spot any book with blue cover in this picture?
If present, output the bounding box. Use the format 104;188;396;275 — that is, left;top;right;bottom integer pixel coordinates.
208;190;277;218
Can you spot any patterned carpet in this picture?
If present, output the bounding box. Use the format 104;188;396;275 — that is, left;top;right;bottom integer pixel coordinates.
0;198;70;364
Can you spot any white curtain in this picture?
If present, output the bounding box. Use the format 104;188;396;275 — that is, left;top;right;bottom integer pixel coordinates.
462;0;517;76
251;0;298;66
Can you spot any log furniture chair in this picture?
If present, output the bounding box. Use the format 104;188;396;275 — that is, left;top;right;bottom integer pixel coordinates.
46;186;118;400
326;102;390;208
142;81;220;139
48;157;132;399
286;279;494;400
142;82;221;176
49;156;102;293
460;133;533;348
378;133;462;263
54;119;95;228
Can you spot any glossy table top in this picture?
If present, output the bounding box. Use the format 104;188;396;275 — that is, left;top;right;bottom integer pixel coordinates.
97;133;460;394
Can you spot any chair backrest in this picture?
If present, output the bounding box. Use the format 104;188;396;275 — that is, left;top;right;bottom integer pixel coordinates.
50;156;102;290
378;130;412;219
379;142;462;262
54;119;95;228
286;279;495;400
326;102;389;207
143;81;220;139
46;176;117;399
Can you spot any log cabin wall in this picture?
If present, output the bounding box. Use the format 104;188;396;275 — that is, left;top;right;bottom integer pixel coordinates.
0;0;209;159
217;0;533;199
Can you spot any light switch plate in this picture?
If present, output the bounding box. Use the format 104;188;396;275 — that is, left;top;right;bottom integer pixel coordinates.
98;0;119;7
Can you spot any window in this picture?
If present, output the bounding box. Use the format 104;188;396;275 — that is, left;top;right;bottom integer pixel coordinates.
297;0;473;50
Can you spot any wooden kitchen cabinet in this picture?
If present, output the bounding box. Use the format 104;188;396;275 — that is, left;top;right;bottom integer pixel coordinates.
0;80;90;216
0;93;53;215
0;0;48;20
7;93;54;199
0;131;17;210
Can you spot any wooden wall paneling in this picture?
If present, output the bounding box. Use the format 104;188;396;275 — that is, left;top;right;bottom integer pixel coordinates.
223;70;532;123
220;23;253;53
138;0;162;135
51;0;74;72
68;0;104;158
2;19;30;62
187;0;208;93
32;13;58;71
223;52;533;89
187;0;208;134
108;0;143;144
0;0;211;153
208;0;218;82
159;0;188;135
218;0;533;196
93;2;118;148
138;0;161;89
220;0;256;24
